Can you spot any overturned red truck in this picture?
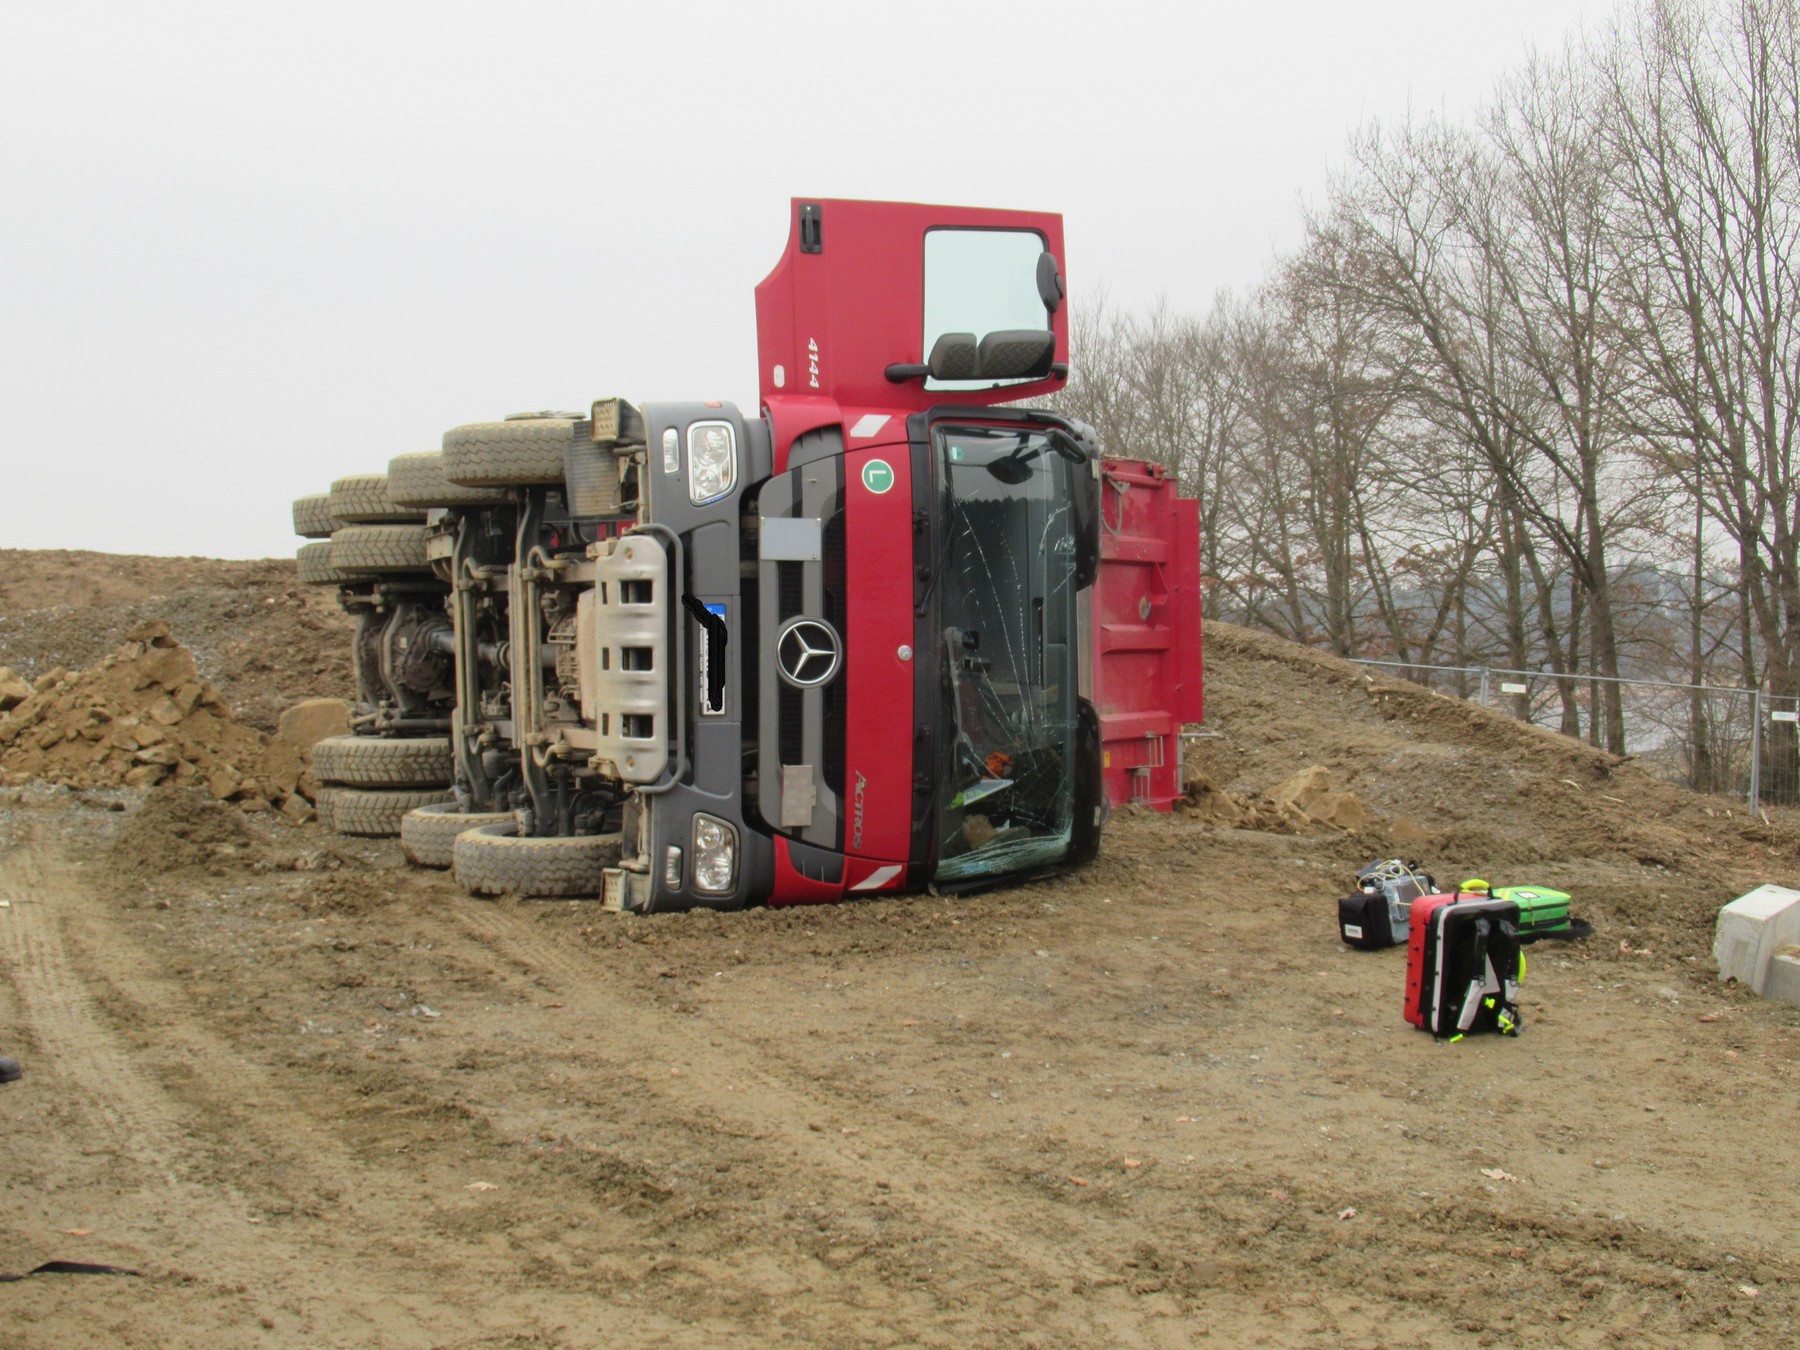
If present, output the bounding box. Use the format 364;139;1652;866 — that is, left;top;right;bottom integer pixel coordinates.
291;199;1201;909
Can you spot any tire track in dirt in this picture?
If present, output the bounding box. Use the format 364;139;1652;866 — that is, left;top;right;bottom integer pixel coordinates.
0;816;684;1348
1;833;188;1189
437;897;1241;1344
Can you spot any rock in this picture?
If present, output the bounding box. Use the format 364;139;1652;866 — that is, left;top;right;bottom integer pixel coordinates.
1265;766;1368;831
1181;771;1254;826
1269;766;1332;815
130;646;199;693
278;794;317;824
1310;790;1368;832
276;698;353;758
134;744;180;767
208;766;244;801
0;668;30;711
123;764;168;788
146;696;184;727
264;741;303;795
124;620;176;648
33;668;68;693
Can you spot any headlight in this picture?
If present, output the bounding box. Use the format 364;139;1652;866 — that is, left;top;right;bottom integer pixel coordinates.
687;421;737;504
690;813;737;894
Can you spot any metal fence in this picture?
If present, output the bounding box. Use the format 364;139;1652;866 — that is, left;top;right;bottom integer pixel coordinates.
1349;658;1798;812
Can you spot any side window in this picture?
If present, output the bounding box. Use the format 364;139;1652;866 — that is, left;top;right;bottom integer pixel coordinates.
923;229;1050;391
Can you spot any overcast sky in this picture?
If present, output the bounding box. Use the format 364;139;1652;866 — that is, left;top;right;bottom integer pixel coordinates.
0;0;1595;560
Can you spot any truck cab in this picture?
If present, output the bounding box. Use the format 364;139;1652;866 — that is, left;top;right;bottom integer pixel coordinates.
601;200;1103;910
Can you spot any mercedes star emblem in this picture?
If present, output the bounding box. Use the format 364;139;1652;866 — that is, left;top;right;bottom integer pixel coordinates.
776;617;842;688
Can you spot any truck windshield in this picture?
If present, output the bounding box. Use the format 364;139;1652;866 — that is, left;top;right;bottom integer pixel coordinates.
932;425;1080;884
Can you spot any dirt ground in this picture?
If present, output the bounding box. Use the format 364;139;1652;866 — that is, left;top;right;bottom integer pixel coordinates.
2;552;1797;1347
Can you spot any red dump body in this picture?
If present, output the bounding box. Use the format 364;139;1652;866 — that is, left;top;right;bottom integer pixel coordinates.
1093;458;1203;811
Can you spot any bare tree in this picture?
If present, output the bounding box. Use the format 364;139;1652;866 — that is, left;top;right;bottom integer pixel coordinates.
1600;0;1800;791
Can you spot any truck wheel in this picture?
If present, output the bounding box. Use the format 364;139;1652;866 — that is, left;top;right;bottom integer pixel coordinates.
292;493;339;539
329;787;455;837
312;735;453;788
329;525;431;574
451;822;620;898
296;540;349;586
329;473;427;525
400;801;515;868
387;451;513;509
442;415;582;488
564;441;622;517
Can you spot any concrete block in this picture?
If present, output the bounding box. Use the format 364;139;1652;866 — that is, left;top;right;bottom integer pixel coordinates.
1713;884;1800;995
1763;951;1800;1007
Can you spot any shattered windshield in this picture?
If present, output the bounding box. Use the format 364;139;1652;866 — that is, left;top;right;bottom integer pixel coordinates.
933;425;1080;884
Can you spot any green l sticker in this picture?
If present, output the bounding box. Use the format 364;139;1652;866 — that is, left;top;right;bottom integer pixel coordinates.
861;458;895;494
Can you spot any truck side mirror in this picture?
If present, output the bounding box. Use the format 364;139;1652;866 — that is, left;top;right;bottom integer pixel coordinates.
976;330;1056;381
1036;252;1065;314
927;332;980;381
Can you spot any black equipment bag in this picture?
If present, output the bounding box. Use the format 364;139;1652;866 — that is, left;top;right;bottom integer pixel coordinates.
1338;859;1436;950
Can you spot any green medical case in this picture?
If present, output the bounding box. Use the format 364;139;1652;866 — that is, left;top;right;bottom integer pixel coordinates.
1494;884;1572;939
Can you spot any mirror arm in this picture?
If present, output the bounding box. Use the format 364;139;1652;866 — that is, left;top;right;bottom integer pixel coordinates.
888;361;1066;385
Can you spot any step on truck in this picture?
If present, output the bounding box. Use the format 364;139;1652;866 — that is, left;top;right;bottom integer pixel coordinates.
293;198;1203;909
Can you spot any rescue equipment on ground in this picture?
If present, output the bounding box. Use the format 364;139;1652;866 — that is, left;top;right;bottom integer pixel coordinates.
1492;884;1591;942
1337;858;1437;950
1405;892;1525;1039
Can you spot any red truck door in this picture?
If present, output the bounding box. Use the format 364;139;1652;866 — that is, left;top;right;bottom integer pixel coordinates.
1092;458;1203;811
754;198;1071;459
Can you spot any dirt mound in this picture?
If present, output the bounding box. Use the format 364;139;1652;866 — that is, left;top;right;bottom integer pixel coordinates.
0;620;311;816
1183;764;1370;832
1189;621;1800;953
0;549;353;732
109;782;254;874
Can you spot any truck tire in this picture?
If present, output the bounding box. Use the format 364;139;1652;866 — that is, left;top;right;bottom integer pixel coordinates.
292;493;339;539
330;787;456;837
564;441;623;517
386;451;513;509
399;801;515;868
452;821;619;898
312;735;453;788
296;540;349;586
329;473;428;525
442;416;582;488
329;525;431;574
